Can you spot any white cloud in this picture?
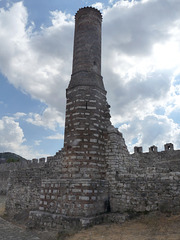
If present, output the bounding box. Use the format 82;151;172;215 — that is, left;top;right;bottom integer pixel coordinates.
100;0;180;151
0;2;74;113
34;140;42;146
13;112;27;119
92;2;104;10
26;107;64;131
0;115;53;159
110;69;172;123
0;116;32;158
119;114;180;153
101;1;180;127
46;133;64;140
50;10;74;27
0;116;25;145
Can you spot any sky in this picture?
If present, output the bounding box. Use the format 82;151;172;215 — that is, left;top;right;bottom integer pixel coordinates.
0;0;180;159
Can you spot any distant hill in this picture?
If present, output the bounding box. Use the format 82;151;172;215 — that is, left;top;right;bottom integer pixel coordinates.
0;152;27;164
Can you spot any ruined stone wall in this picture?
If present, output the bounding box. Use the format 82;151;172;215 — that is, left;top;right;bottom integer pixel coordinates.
110;172;180;214
0;170;9;195
133;150;180;172
5;157;63;219
0;161;41;195
103;126;180;217
5;140;180;224
6;168;44;219
105;126;139;175
108;147;180;216
0;157;54;196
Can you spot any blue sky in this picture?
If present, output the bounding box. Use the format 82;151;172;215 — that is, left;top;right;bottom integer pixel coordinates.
0;0;180;159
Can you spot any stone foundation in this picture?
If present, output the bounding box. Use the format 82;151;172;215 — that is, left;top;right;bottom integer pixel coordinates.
28;211;107;231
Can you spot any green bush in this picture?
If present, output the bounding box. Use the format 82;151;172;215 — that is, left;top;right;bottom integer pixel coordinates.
6;158;20;163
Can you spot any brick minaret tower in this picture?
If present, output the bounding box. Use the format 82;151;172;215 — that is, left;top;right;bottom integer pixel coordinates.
64;7;111;181
35;7;112;224
27;7;130;229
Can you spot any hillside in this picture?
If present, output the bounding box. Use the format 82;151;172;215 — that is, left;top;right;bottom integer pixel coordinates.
0;152;27;163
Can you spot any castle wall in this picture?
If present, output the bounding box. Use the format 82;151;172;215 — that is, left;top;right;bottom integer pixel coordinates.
133;150;180;172
0;154;61;195
0;170;9;195
107;145;180;216
0;161;36;195
105;126;139;176
5;158;63;219
6;168;44;219
110;172;180;214
4;143;180;224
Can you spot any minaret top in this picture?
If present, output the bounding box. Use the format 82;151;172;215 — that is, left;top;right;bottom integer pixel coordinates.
75;7;102;20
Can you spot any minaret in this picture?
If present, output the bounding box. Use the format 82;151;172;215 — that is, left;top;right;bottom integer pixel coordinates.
29;7;127;226
69;7;104;89
63;7;111;180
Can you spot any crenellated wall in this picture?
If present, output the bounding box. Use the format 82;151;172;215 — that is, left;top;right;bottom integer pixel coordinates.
107;142;180;216
3;139;180;227
133;149;180;172
0;157;55;196
4;155;64;219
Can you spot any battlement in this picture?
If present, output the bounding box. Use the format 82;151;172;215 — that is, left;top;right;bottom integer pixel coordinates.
0;152;64;172
134;143;175;154
0;157;48;172
132;143;180;173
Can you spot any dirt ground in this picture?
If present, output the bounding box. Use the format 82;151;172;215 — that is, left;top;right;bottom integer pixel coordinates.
65;213;180;240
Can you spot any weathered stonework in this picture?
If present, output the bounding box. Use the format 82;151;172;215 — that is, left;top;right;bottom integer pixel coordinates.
1;6;180;233
4;158;63;219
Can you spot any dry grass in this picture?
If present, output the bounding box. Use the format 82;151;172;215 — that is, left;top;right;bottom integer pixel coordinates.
65;213;180;240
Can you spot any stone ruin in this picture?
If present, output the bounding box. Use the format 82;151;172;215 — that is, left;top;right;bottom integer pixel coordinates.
1;7;180;232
